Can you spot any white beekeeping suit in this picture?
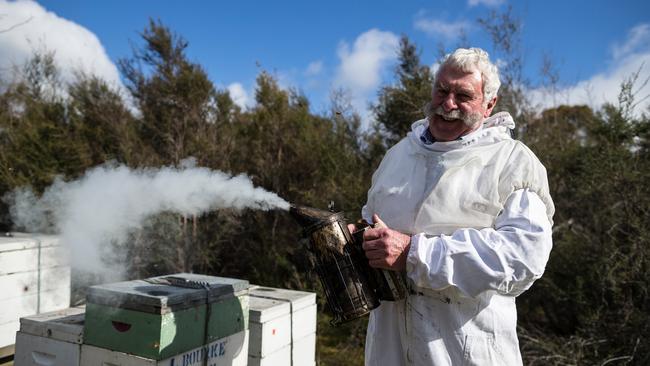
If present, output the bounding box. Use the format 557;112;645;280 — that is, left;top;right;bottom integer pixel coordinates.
362;112;554;366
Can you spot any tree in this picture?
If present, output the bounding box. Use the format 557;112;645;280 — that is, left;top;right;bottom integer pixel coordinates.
477;6;532;129
0;52;83;194
119;19;227;166
67;75;137;165
373;35;433;146
0;52;93;229
517;101;650;365
217;72;371;286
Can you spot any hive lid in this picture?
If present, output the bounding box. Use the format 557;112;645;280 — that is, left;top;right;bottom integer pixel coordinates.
249;296;291;323
86;273;249;314
148;273;250;297
19;306;85;344
250;285;316;311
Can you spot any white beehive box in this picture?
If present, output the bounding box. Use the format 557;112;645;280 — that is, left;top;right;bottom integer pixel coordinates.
248;296;292;365
0;233;70;349
14;306;249;366
293;333;316;366
248;344;290;366
249;286;316;366
14;306;85;366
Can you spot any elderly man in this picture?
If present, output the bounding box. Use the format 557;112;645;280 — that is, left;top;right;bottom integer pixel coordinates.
354;48;554;365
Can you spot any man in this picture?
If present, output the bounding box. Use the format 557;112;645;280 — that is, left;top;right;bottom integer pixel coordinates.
353;48;554;365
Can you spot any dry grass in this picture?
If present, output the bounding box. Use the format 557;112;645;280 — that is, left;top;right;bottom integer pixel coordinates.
316;311;366;366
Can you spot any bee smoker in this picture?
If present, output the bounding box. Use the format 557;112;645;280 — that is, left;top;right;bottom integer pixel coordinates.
290;204;407;325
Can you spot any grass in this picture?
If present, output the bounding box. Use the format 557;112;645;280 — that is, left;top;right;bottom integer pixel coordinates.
315;310;367;366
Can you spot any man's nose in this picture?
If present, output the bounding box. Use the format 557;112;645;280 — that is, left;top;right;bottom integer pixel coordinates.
442;94;457;111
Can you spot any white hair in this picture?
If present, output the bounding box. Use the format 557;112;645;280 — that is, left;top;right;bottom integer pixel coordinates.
434;48;501;105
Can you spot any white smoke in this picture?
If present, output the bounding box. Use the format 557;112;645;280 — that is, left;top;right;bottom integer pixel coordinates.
5;161;289;275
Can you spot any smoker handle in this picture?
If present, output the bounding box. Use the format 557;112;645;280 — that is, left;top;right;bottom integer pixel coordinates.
350;222;375;245
351;224;408;301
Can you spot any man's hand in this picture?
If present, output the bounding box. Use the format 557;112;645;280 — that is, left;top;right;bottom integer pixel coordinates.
362;214;411;271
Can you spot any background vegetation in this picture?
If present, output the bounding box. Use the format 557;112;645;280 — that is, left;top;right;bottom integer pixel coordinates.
1;12;648;366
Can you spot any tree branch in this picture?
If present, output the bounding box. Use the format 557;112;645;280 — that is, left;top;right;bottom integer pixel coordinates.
0;15;33;34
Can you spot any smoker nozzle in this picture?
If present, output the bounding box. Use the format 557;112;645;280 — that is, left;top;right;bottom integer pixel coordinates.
289;203;336;229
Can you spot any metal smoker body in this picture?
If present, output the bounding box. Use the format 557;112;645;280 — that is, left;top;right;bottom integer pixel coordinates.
290;205;407;325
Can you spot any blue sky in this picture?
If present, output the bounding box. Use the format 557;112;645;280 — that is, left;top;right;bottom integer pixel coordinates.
1;0;649;120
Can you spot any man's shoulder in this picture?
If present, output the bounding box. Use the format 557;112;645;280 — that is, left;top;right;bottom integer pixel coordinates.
371;135;419;182
380;133;418;162
496;139;550;181
506;140;546;166
388;135;413;153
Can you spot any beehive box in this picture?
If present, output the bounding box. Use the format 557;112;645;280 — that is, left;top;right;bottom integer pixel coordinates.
247;296;292;366
0;233;70;349
248;344;290;366
292;333;316;366
84;273;249;360
249;286;316;366
80;330;249;366
13;306;249;366
13;306;85;366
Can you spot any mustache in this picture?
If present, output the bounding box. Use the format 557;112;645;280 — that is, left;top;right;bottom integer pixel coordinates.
423;102;482;127
435;107;463;120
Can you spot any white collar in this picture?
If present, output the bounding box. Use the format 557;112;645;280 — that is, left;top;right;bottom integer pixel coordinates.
409;112;515;153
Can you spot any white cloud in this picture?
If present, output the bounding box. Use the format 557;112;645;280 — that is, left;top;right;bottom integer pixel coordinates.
612;24;650;60
430;62;441;77
305;61;323;76
414;17;471;41
529;23;650;116
468;0;506;7
227;82;250;109
334;29;399;125
335;29;399;92
0;0;122;90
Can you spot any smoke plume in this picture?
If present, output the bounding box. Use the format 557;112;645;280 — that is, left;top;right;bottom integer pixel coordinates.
4;161;289;276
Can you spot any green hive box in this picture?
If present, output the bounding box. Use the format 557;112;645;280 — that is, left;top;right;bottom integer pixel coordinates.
83;273;249;360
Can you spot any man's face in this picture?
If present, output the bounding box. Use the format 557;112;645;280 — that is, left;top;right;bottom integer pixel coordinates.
428;65;496;141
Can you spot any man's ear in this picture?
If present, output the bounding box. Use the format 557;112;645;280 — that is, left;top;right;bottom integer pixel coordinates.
484;96;498;117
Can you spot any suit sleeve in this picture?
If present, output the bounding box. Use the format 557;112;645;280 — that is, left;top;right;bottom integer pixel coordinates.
406;188;553;297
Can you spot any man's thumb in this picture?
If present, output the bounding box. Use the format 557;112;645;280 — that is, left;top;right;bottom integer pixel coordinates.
372;214;387;228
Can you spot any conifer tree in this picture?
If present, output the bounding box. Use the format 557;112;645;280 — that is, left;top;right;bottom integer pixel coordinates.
119;19;225;165
372;36;433;145
67;76;136;165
